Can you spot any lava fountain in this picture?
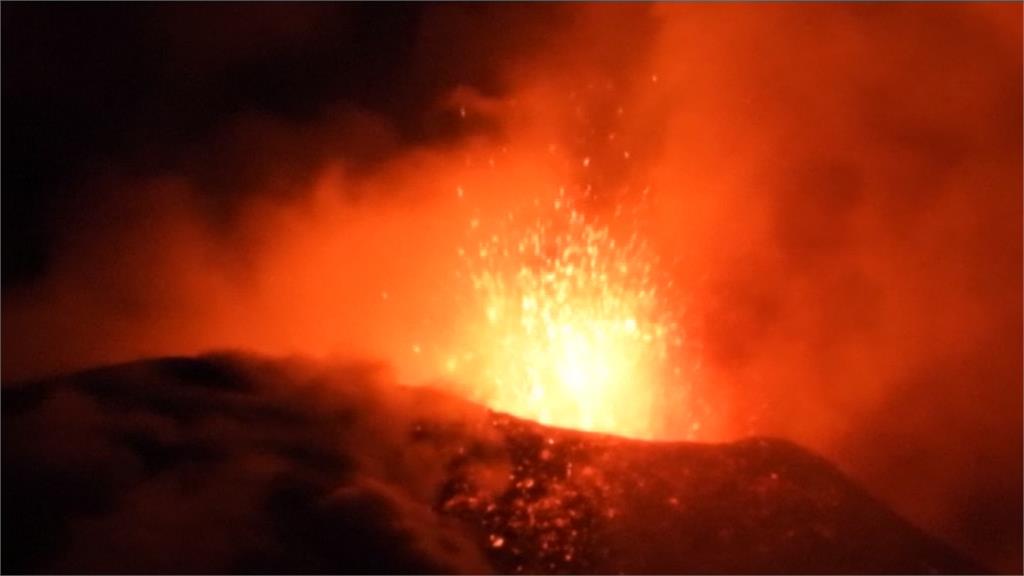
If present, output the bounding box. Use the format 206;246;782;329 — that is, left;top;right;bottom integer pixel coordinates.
445;183;690;440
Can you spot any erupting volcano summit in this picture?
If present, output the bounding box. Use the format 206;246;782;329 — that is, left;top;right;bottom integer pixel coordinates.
3;2;1021;574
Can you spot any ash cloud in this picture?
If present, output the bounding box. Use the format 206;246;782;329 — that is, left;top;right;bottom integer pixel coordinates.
636;6;1022;571
2;4;1021;572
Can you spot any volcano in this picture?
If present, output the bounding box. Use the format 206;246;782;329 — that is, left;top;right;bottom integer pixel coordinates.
2;354;983;574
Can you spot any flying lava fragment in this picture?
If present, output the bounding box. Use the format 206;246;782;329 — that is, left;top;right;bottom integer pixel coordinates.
448;183;689;440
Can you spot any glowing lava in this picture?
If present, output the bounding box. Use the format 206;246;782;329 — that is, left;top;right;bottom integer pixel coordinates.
453;186;683;439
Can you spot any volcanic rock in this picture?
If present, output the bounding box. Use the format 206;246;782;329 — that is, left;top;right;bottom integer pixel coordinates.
2;354;985;573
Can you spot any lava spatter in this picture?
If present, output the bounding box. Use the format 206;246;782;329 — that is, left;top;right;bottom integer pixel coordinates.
450;183;688;440
438;414;617;574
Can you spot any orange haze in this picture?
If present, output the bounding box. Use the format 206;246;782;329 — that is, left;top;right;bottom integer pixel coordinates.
2;4;1021;572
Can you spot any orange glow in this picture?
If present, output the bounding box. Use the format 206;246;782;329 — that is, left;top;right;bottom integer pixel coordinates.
445;184;685;440
1;4;1019;571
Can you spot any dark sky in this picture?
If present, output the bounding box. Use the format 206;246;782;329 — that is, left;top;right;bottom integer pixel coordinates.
2;3;564;287
3;4;414;285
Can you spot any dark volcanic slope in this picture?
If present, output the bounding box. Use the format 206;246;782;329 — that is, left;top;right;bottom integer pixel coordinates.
2;355;984;574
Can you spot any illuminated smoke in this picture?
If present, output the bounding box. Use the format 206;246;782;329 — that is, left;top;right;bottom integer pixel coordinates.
2;4;1019;571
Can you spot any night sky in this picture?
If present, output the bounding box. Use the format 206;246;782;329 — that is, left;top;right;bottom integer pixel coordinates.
3;3;547;285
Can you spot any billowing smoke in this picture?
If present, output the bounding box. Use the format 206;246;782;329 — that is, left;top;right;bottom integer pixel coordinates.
2;4;1020;571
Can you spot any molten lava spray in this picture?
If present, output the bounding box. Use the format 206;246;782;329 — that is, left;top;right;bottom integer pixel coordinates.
447;184;690;440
